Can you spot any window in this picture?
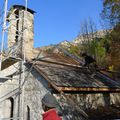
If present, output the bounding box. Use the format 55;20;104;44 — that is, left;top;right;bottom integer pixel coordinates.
9;97;14;119
26;106;30;120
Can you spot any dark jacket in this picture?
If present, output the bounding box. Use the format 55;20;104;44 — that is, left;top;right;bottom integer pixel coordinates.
84;55;96;66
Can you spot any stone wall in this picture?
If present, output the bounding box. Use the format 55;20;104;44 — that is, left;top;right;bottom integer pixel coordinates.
21;10;34;59
23;66;51;120
8;10;17;47
54;93;120;120
0;64;51;119
0;76;20;118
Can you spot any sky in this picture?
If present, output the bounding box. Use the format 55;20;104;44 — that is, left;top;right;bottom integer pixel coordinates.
0;0;103;48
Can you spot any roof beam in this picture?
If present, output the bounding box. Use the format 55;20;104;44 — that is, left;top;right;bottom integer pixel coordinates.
58;87;120;92
34;59;84;68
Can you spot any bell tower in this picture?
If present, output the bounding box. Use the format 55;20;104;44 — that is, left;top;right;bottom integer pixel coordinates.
7;5;35;59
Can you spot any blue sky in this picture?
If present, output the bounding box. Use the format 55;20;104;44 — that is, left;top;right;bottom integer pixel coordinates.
0;0;103;47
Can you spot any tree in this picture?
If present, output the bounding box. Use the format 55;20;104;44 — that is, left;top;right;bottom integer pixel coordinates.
101;0;120;71
88;38;107;66
67;45;80;56
76;18;108;66
79;18;97;57
101;0;120;26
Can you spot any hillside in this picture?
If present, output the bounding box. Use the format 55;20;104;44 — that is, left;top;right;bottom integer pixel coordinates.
39;30;108;52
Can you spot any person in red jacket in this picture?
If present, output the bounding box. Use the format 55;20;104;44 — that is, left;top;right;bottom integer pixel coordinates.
42;93;62;120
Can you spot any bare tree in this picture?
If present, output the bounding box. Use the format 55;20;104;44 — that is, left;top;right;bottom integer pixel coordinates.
79;18;97;58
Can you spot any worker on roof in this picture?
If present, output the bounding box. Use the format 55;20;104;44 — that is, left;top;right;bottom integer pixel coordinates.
81;53;96;67
42;93;62;120
81;53;98;77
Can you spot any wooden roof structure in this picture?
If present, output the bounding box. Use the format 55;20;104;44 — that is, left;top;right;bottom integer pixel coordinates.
31;53;120;93
1;48;120;93
1;57;21;70
0;50;21;70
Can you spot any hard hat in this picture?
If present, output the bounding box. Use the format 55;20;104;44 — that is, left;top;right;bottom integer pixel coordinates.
42;93;59;108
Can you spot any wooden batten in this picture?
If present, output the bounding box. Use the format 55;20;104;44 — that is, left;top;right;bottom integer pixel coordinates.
58;87;120;92
35;59;83;68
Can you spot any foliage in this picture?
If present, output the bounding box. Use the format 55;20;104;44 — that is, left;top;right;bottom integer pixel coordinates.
81;37;107;66
67;45;80;57
94;42;106;66
78;18;97;55
110;23;120;42
101;0;120;71
77;18;108;66
101;0;120;26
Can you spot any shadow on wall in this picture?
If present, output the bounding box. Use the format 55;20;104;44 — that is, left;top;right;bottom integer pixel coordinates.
54;93;120;120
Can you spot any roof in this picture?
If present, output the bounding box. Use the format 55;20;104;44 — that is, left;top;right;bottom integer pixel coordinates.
7;5;35;21
35;52;80;65
31;53;120;93
12;5;35;14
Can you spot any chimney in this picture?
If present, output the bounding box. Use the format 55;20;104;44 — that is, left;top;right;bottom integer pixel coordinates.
7;5;35;59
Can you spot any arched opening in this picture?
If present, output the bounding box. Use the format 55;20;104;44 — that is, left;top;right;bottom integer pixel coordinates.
26;106;30;120
9;97;14;119
15;10;19;42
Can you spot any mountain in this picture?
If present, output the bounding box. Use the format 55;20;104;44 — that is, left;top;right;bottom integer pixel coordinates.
72;30;110;45
38;30;109;52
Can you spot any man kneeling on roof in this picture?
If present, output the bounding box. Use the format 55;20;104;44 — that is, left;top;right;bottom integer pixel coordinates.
81;53;98;77
42;93;62;120
81;53;96;67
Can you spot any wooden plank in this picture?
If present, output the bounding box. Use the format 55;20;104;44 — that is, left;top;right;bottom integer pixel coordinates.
58;87;120;92
35;59;83;68
56;54;80;65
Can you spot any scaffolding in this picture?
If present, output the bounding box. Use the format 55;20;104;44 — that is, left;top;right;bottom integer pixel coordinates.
0;0;28;120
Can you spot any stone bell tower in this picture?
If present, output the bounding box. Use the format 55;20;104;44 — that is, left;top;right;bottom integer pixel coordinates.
7;5;35;59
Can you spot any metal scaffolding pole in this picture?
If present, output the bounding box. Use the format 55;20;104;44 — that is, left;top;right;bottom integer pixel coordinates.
21;0;28;119
0;0;8;71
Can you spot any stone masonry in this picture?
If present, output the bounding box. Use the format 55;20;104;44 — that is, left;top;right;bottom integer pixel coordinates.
7;5;34;59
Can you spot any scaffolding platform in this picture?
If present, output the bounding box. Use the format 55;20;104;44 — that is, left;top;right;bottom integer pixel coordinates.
1;56;21;70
